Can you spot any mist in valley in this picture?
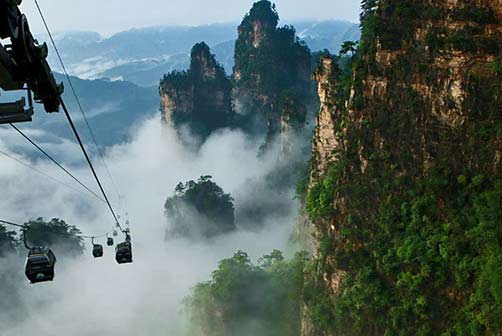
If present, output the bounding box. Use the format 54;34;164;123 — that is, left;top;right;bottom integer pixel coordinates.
0;116;302;335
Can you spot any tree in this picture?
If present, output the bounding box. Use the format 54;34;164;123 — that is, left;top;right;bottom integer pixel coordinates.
165;176;235;239
0;225;17;257
186;250;308;336
21;218;84;256
340;41;358;57
361;0;379;21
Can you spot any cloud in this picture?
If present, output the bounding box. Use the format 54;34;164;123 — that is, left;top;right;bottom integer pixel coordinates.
0;116;300;335
20;0;361;35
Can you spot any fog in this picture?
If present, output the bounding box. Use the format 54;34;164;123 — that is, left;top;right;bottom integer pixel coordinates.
0;117;300;335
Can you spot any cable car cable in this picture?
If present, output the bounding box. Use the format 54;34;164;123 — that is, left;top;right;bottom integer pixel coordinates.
59;99;123;230
32;0;123;208
32;0;130;233
33;0;132;234
0;219;112;240
0;220;24;229
0;148;104;202
8;124;106;203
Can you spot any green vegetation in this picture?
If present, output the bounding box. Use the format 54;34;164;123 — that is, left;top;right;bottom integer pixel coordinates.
0;218;85;257
306;171;502;334
165;176;235;239
186;250;307;336
233;0;313;134
294;161;311;203
339;41;358;57
306;161;345;220
160;42;233;139
0;225;17;257
303;1;502;334
22;218;84;256
278;90;307;127
490;60;502;74
190;42;230;85
450;5;498;24
160;70;192;90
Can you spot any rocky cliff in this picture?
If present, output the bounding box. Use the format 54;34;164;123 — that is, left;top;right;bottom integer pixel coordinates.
160;42;233;141
233;0;314;151
303;1;502;334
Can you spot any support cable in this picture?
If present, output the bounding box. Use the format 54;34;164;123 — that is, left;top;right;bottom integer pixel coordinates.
0;148;104;202
60;99;123;231
9;124;106;203
0;219;111;240
33;0;122;206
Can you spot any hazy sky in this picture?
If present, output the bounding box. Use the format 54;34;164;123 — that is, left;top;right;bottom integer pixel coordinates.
20;0;361;35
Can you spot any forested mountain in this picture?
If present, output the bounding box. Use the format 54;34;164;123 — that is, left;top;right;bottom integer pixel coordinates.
300;0;502;334
164;176;235;239
159;43;234;142
0;18;361;154
179;0;502;335
232;0;314;150
1;73;158;153
38;21;358;87
3;0;500;335
160;0;318;154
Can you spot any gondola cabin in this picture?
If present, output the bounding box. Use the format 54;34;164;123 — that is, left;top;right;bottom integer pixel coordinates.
92;244;104;258
25;247;56;284
115;241;132;264
107;237;114;246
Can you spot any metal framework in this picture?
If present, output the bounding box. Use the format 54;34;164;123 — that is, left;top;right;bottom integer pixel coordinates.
0;0;63;124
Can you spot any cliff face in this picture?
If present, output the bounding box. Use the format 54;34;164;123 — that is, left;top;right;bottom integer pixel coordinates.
304;1;502;335
278;93;307;160
160;42;233;140
310;57;341;180
233;0;313;150
160;79;193;129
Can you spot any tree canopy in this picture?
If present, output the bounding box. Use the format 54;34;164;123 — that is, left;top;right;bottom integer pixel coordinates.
186;250;307;336
0;225;17;257
21;218;84;256
165;176;235;239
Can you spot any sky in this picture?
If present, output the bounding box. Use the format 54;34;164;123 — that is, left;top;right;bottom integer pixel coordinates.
20;0;361;35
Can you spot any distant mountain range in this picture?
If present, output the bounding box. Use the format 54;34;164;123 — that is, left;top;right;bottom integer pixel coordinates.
39;21;360;87
0;20;361;154
1;74;158;156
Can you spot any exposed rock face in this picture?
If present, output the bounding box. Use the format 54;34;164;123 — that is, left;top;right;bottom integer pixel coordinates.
160;82;193;129
304;0;502;334
233;0;313;149
311;56;341;180
354;0;502;176
295;56;341;253
160;42;233;140
278;94;307;161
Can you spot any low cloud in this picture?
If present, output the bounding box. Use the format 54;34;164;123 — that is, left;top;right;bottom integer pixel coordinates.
0;116;300;335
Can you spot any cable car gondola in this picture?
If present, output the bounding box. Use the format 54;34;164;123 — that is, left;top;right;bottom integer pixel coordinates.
25;247;56;284
92;244;104;258
107;236;114;246
115;241;132;264
91;237;103;258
